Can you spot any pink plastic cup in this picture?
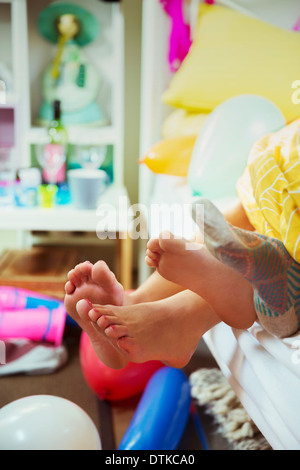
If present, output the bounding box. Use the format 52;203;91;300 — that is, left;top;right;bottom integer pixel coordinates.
0;305;66;346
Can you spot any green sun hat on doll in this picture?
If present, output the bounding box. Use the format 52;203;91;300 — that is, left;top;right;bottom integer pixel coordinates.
37;1;99;46
37;2;106;126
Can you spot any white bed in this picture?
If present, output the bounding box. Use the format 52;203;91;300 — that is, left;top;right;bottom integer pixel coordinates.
138;0;300;450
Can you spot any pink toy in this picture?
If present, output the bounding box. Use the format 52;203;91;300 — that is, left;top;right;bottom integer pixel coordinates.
0;305;66;346
159;0;192;72
0;286;62;310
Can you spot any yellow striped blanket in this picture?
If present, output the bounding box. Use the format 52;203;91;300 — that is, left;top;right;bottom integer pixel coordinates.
237;118;300;264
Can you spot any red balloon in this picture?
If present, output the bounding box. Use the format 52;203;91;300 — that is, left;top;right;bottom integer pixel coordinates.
79;332;163;401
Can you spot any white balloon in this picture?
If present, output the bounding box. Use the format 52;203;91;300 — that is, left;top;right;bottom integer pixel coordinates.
188;94;286;200
0;395;101;450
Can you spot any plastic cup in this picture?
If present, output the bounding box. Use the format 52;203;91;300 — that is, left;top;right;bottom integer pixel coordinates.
38;184;58;208
68;169;107;210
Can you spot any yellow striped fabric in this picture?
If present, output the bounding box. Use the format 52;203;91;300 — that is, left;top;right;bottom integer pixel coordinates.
237;118;300;263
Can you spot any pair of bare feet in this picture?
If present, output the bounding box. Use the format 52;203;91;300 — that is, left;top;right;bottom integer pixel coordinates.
64;227;256;369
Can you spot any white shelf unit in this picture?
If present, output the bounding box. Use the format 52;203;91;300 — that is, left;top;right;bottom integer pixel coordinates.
0;0;124;183
26;0;125;187
0;0;133;289
0;0;30;172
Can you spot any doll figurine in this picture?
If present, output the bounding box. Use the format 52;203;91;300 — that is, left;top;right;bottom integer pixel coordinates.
37;2;106;126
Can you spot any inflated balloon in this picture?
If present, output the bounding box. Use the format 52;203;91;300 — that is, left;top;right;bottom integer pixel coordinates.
188;94;286;199
118;367;191;450
0;395;101;450
79;332;163;401
141;135;197;176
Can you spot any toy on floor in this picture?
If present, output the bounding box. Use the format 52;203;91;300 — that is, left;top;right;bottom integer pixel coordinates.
0;286;61;310
0;395;101;450
187;94;285;200
118;367;191;450
79;331;163;401
190;403;210;450
0;305;66;346
0;286;69;345
0;286;76;327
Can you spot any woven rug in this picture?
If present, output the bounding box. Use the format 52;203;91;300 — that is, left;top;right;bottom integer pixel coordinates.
189;368;272;450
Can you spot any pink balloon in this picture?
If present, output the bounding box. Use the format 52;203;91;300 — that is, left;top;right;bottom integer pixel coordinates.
79;332;163;402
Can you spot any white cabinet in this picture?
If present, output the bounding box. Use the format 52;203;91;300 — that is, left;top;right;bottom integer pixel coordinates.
0;0;30;172
0;0;125;186
26;0;125;186
0;0;133;289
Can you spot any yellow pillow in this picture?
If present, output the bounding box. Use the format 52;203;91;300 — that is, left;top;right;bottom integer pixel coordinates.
162;4;300;122
161;109;209;139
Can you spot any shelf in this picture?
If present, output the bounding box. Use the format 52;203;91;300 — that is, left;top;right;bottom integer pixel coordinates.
28;125;117;146
0;184;132;233
0;93;18;109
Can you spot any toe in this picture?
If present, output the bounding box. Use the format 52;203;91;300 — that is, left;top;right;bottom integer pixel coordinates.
88;306;116;320
68;269;82;287
145;255;158;268
146;248;159;260
92;260;117;287
94;315;114;330
147;238;162;255
65;280;75;295
76;299;93;321
105;324;128;340
78;261;92;283
89;309;120;330
159;232;187;253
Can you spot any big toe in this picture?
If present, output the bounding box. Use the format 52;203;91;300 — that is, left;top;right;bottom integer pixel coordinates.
76;299;93;322
92;260;118;287
158;231;188;253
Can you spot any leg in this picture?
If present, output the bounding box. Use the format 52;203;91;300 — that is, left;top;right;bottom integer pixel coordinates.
192;198;300;337
87;290;220;368
221;198;255;231
146;233;256;330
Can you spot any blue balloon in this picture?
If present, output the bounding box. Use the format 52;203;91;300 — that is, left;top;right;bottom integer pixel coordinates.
118;367;191;450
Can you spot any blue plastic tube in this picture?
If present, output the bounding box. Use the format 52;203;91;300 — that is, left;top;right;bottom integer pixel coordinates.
119;367;191;450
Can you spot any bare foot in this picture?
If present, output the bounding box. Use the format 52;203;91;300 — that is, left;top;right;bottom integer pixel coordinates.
146;232;256;330
86;290;220;369
64;260;128;368
145;232;205;289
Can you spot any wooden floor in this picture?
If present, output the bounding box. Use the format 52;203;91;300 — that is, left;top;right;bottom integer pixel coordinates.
0;324;230;450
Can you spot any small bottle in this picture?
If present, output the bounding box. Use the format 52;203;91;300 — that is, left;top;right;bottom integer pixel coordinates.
43;100;68;184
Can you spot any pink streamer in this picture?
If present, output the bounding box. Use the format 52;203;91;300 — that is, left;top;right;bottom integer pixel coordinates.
159;0;192;72
293;16;300;31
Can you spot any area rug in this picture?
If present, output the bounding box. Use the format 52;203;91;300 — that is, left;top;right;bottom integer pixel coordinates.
189;368;272;450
